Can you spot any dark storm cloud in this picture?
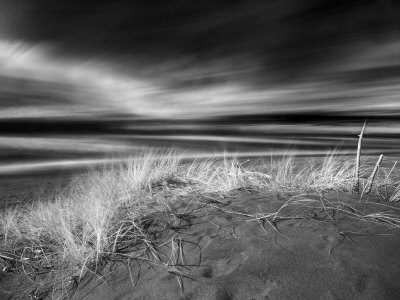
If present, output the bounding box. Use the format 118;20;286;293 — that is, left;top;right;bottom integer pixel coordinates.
3;0;400;81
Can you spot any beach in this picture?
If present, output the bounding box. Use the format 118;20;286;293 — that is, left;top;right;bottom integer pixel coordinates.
1;153;400;299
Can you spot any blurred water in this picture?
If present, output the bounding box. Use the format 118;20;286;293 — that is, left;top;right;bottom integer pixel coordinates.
1;1;400;175
1;108;399;175
1;60;400;175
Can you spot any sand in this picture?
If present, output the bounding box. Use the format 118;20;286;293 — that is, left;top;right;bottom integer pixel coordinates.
0;173;73;208
3;189;393;300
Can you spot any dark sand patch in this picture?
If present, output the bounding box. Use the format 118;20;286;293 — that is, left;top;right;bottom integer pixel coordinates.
0;173;73;208
38;190;400;300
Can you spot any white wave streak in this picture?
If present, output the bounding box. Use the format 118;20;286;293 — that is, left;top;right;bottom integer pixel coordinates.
0;149;373;175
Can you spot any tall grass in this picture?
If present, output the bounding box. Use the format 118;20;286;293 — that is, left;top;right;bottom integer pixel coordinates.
1;149;399;298
247;153;356;194
0;150;183;298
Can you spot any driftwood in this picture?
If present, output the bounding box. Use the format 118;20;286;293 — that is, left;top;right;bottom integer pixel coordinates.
366;154;384;194
353;120;367;193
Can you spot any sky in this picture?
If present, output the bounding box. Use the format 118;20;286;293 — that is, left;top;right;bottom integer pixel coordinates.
1;0;400;173
2;1;398;74
0;0;399;118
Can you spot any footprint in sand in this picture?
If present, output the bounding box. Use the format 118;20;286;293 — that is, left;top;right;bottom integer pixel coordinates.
209;252;249;277
355;274;368;293
197;251;249;279
198;266;213;278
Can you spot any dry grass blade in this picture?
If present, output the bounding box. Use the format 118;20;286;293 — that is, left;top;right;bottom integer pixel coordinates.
389;185;400;202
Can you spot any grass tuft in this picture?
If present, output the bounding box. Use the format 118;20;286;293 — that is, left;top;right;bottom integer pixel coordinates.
1;149;400;298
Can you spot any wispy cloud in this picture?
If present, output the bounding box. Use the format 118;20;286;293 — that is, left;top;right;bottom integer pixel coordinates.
0;39;153;118
2;35;400;119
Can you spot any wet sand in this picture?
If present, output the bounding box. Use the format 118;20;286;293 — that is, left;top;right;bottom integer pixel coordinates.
0;172;75;209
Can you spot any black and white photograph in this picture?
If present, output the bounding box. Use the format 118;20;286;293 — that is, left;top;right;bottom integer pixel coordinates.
1;1;400;299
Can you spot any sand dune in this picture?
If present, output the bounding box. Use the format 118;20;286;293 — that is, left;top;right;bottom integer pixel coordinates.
66;191;400;300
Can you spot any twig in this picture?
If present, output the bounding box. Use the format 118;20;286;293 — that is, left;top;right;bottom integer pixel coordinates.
354;120;367;193
0;253;18;262
365;154;384;194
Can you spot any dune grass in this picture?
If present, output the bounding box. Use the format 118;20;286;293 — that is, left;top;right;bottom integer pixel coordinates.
1;149;400;298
